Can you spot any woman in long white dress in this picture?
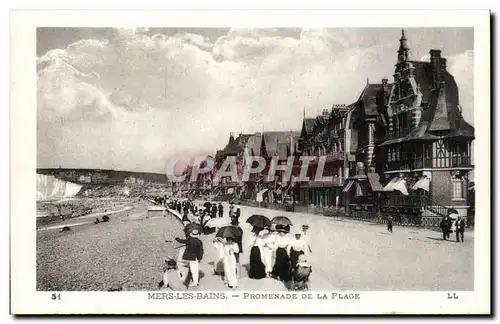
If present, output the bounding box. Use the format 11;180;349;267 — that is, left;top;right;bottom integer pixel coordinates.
212;237;226;280
262;226;277;276
223;237;240;288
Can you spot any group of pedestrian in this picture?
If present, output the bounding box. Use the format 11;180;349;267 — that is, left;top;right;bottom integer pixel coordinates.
247;223;312;290
440;210;466;243
157;198;313;291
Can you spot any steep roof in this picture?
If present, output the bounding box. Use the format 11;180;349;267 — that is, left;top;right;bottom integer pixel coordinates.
303;118;315;134
244;133;262;156
356;83;393;116
380;60;474;145
411;61;473;138
262;131;300;158
222;135;240;156
235;133;253;150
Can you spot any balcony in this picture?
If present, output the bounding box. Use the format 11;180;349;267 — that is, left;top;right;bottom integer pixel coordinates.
386;155;473;172
385;127;411;141
296;175;345;187
451;155;473;168
385;161;412;172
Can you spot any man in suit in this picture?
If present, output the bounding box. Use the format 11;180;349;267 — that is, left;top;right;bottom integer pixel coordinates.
218;203;224;218
455;216;466;243
175;229;204;287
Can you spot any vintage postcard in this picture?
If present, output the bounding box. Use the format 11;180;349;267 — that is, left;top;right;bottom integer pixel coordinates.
10;9;490;315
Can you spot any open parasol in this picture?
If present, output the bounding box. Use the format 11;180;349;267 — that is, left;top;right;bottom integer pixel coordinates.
246;214;271;228
271;216;293;227
216;226;243;239
204;217;230;228
183;222;203;235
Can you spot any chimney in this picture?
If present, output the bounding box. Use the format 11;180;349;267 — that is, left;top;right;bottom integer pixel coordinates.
429;49;442;88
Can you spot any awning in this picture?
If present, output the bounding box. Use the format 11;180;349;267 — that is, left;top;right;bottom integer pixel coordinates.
383;177;400;192
257;188;269;195
393;179;409;196
367;173;384;192
256;188;269;202
412;177;430;192
342;180;355;193
355;182;364;197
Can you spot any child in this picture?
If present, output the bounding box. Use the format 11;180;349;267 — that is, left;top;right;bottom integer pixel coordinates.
158;258;188;291
292;254;312;291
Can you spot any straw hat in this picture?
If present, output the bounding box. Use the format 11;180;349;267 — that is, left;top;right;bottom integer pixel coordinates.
190;229;200;237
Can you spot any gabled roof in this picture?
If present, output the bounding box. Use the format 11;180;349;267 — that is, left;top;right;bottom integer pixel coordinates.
235;134;253;150
427;81;454;131
262;131;300;158
222;135;240;156
244;133;262;156
330;104;349;119
303;118;315;134
355;83;393;116
380;60;474;145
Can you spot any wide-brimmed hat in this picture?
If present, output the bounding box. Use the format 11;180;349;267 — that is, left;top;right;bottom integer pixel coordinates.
302;224;309;229
276;226;288;233
190;229;200;237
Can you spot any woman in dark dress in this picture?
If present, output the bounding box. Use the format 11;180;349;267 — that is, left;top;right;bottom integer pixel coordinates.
271;225;292;282
248;226;267;279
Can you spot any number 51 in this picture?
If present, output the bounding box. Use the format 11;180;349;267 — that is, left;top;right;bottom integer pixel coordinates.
51;293;61;300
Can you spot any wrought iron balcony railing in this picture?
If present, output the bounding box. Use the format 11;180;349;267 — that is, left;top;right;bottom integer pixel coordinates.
385;127;411;141
386;155;472;172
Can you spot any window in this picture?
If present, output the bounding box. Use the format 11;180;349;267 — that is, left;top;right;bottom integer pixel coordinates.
424;143;432;158
452;176;465;200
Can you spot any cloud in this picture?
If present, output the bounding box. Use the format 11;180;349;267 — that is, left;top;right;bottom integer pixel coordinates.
446;50;474;124
37;28;474;172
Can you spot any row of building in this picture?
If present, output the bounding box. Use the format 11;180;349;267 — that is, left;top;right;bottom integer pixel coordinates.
183;30;475;219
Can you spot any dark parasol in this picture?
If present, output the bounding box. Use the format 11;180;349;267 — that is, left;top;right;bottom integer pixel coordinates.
216;226;243;239
271;216;293;226
246;214;271;228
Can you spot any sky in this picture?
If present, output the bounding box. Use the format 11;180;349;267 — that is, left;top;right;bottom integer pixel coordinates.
37;27;474;173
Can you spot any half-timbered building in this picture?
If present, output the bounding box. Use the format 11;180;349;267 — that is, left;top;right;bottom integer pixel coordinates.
377;30;474;223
